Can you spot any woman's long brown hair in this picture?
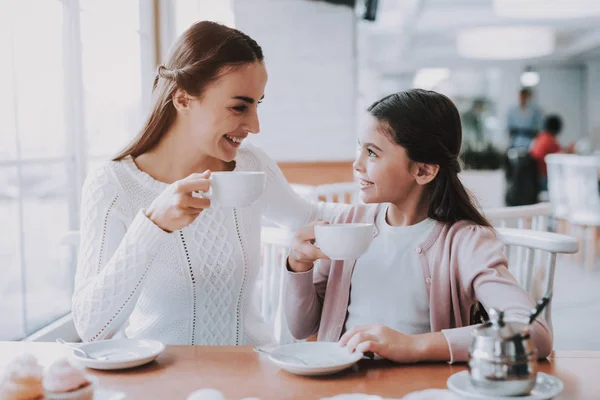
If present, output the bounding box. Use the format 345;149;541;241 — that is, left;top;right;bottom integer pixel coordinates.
113;21;263;161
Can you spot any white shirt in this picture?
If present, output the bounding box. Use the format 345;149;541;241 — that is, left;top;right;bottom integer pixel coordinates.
345;205;436;335
72;142;344;345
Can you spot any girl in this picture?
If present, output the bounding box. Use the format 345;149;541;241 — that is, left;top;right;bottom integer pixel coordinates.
72;21;343;346
284;89;552;363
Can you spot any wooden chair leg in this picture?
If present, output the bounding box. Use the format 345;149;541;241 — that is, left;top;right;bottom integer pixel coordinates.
556;219;567;234
577;226;586;267
568;224;582;265
585;225;598;272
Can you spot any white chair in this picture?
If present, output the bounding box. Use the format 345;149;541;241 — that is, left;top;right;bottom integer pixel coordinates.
562;155;600;272
485;203;552;230
259;226;295;344
546;154;600;271
314;182;360;204
291;182;360;204
60;230;80;248
485;204;553;289
496;228;578;330
545;155;570;221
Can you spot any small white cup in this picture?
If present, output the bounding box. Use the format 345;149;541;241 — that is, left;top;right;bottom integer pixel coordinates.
314;223;375;260
194;171;266;208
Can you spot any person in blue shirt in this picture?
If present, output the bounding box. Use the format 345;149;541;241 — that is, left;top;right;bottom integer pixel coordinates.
507;88;543;149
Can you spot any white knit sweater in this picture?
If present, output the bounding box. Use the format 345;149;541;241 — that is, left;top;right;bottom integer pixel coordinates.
72;143;343;345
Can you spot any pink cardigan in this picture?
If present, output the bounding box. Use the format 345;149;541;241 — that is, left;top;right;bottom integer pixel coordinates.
284;204;552;363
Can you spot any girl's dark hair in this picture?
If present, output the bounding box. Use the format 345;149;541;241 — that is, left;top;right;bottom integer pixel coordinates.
114;21;264;161
367;89;491;227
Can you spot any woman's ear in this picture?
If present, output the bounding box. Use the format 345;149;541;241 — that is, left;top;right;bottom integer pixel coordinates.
411;162;440;185
172;88;191;112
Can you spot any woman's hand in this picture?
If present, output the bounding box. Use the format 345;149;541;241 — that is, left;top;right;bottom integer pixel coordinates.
287;221;329;273
145;170;212;233
339;325;450;364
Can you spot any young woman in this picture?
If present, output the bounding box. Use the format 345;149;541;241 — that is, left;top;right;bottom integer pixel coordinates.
284;89;552;363
72;21;343;346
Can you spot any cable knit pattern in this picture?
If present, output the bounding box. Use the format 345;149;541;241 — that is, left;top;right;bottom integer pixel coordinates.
72;142;346;345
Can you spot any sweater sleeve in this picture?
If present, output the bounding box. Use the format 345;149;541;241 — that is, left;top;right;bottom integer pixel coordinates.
249;145;349;229
284;258;331;340
441;225;553;363
283;204;378;340
72;167;171;342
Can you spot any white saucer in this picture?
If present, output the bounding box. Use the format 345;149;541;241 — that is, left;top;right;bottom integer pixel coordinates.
447;370;564;399
265;342;363;376
71;339;165;370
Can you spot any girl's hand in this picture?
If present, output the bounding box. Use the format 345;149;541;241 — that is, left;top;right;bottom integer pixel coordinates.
287;221;329;273
145;171;212;233
339;324;421;363
339;325;450;364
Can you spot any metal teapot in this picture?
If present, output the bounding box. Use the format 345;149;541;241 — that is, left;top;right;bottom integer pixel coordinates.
468;295;550;396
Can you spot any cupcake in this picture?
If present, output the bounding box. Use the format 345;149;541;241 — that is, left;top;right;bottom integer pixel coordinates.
42;359;95;400
0;353;44;400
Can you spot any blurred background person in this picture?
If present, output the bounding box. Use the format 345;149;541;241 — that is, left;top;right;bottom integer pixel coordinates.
507;88;543;149
462;98;487;151
530;114;575;191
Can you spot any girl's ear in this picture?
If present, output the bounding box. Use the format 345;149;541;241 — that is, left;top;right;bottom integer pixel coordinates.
411;162;440;185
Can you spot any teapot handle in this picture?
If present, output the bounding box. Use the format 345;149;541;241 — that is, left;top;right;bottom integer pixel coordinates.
488;308;505;327
528;292;552;325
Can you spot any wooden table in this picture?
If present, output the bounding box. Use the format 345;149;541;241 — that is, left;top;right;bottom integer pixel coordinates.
1;343;597;399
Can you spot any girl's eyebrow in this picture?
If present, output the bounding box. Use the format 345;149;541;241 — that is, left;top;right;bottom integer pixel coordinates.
364;142;383;152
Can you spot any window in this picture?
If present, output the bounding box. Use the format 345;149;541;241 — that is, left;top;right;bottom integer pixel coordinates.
0;0;155;340
81;0;150;166
173;0;235;37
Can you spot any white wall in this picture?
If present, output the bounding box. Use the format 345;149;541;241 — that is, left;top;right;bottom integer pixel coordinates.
535;66;586;146
234;0;357;162
585;60;600;150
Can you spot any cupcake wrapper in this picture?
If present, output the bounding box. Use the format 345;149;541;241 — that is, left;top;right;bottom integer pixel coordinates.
44;375;97;400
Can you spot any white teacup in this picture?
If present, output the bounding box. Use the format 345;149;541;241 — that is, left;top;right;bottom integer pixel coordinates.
195;171;266;208
314;223;375;260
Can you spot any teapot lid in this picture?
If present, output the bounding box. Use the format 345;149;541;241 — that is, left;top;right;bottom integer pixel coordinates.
474;308;529;340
